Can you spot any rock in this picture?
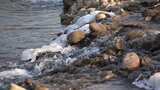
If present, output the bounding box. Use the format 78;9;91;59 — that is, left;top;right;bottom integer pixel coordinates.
104;71;117;80
63;0;75;14
141;56;152;66
122;52;140;71
99;0;120;8
126;31;145;40
114;37;125;50
96;12;107;21
60;14;74;25
99;0;109;7
67;31;86;45
10;83;26;90
128;71;141;81
143;6;160;22
89;22;108;36
35;83;49;90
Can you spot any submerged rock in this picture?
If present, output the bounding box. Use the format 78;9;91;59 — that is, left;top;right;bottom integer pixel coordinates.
122;52;140;71
67;31;86;45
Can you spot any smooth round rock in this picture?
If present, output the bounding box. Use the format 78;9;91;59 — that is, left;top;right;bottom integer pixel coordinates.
67;31;86;45
122;52;140;71
89;22;107;36
96;13;107;21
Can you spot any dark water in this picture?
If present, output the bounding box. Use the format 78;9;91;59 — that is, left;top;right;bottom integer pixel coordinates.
0;0;63;65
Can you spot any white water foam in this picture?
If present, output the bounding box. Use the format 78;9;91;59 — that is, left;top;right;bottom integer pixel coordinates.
0;69;31;79
20;11;115;75
0;11;114;85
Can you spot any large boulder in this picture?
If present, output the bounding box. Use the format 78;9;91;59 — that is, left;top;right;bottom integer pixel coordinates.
67;31;86;45
122;52;140;71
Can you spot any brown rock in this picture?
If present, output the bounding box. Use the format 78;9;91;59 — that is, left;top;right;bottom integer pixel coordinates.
67;31;86;45
35;83;49;90
104;71;117;80
10;83;26;90
122;52;140;71
126;31;145;40
89;22;108;36
96;13;107;21
114;37;125;50
143;6;160;21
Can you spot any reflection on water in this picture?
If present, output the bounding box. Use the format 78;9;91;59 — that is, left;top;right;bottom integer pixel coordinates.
0;0;63;64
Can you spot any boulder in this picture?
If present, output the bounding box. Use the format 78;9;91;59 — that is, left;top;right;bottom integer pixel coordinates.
96;12;107;21
67;31;86;45
10;83;26;90
89;22;108;36
122;52;140;70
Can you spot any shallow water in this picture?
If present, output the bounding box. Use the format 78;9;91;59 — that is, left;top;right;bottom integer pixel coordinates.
0;0;63;65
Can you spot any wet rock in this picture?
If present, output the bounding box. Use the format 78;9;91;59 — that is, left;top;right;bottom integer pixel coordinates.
10;83;26;90
143;6;160;22
96;12;107;21
141;56;152;66
128;71;141;81
104;71;117;80
114;37;125;50
122;52;140;71
126;31;145;40
67;31;86;45
23;79;34;90
99;0;120;8
60;14;75;25
89;22;109;36
35;83;49;90
63;0;75;14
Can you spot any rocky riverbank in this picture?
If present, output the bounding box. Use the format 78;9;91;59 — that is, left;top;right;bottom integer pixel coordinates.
2;0;160;90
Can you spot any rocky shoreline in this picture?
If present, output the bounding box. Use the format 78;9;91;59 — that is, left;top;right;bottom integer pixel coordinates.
3;0;160;90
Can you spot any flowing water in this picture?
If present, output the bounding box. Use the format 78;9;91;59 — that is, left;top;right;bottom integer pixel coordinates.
0;0;63;67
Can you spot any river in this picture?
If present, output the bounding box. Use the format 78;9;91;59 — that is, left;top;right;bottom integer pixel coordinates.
0;0;63;68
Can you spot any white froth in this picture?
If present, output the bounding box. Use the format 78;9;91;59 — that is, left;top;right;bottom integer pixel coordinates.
0;69;31;79
21;11;115;74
